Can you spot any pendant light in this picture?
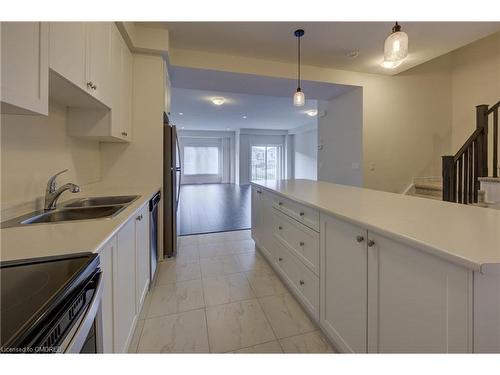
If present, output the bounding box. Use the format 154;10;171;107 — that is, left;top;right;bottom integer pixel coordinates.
293;29;305;107
383;22;408;67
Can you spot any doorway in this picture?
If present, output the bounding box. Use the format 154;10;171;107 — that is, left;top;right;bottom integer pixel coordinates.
251;145;283;181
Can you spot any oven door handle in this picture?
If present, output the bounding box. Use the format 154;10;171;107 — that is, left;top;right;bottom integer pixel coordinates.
64;272;104;353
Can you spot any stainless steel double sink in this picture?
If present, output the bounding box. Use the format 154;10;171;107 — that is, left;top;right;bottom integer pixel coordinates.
1;195;140;228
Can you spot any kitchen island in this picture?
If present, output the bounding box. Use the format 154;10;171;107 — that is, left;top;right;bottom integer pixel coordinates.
251;179;500;353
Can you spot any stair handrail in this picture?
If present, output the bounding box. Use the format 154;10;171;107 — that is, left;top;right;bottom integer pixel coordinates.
442;101;499;203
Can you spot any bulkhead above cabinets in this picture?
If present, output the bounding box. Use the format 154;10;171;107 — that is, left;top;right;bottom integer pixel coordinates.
1;22;132;143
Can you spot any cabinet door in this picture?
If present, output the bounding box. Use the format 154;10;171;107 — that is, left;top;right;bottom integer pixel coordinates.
1;22;48;115
86;22;112;106
320;214;368;353
99;237;115;353
120;40;133;140
113;219;137;353
367;232;473;353
49;22;86;90
251;187;263;245
135;205;150;312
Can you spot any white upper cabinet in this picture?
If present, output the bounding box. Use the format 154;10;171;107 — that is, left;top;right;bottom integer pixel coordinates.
86;22;112;107
49;22;87;90
63;22;133;142
110;25;133;141
1;22;48;115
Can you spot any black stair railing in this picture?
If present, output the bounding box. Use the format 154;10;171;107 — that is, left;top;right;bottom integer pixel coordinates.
442;101;499;204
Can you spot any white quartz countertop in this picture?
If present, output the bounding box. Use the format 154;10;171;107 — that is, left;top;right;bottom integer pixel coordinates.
252;179;500;272
0;183;160;262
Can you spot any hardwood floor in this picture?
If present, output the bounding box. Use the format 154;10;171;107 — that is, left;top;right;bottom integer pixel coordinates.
178;183;251;236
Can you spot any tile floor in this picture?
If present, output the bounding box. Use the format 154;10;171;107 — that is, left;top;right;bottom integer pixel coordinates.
129;230;335;354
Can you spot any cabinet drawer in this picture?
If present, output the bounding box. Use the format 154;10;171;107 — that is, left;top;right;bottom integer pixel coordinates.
273;209;319;276
272;194;319;232
275;241;319;320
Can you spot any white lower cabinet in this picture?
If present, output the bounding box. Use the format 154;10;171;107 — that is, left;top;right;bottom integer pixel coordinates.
366;232;473;353
135;204;150;312
320;214;368;353
320;213;473;353
113;218;137;353
96;201;151;353
98;237;115;353
251;184;477;354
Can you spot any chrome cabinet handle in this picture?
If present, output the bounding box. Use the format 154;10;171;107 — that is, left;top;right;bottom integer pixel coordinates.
367;239;375;247
121;131;128;137
299;241;305;246
299;280;305;285
356;235;365;243
299;212;305;216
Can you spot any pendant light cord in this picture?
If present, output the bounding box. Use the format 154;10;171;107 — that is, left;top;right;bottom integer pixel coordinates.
297;35;301;90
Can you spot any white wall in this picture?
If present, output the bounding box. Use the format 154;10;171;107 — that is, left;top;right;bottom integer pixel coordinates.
451;32;500;152
1;102;101;217
318;88;363;186
291;124;318;180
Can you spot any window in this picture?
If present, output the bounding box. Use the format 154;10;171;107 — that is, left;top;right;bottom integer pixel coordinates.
184;146;220;175
251;145;282;181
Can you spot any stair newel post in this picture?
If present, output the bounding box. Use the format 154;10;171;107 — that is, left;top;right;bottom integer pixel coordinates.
476;104;489;178
442;155;455;202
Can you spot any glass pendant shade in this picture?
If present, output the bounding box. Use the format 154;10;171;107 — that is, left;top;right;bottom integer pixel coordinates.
293;89;305;107
384;30;408;62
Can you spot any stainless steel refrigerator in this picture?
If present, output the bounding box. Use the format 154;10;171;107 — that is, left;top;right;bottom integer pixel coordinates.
163;112;181;258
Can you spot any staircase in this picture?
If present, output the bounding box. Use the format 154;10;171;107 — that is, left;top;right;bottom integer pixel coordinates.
442;102;500;205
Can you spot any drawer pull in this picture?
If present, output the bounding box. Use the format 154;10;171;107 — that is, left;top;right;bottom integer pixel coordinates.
367;239;375;247
278;257;283;262
356;235;365;243
299;241;305;246
278;226;283;230
278;201;283;206
299;212;305;216
121;131;128;137
299;280;305;285
257;190;262;194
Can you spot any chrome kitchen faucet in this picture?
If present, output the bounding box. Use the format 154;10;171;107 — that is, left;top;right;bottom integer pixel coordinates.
44;169;80;210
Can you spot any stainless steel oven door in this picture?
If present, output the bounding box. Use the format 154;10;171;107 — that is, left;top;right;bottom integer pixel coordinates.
60;272;104;353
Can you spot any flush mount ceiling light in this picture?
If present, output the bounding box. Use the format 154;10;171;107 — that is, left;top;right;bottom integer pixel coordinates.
242;115;247;119
211;97;225;106
293;29;305;107
382;22;408;69
306;109;318;117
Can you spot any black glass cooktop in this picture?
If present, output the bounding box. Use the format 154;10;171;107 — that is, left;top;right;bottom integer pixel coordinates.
0;253;96;348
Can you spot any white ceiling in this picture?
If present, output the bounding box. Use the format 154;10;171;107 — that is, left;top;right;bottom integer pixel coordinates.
163;22;500;75
169;87;320;131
